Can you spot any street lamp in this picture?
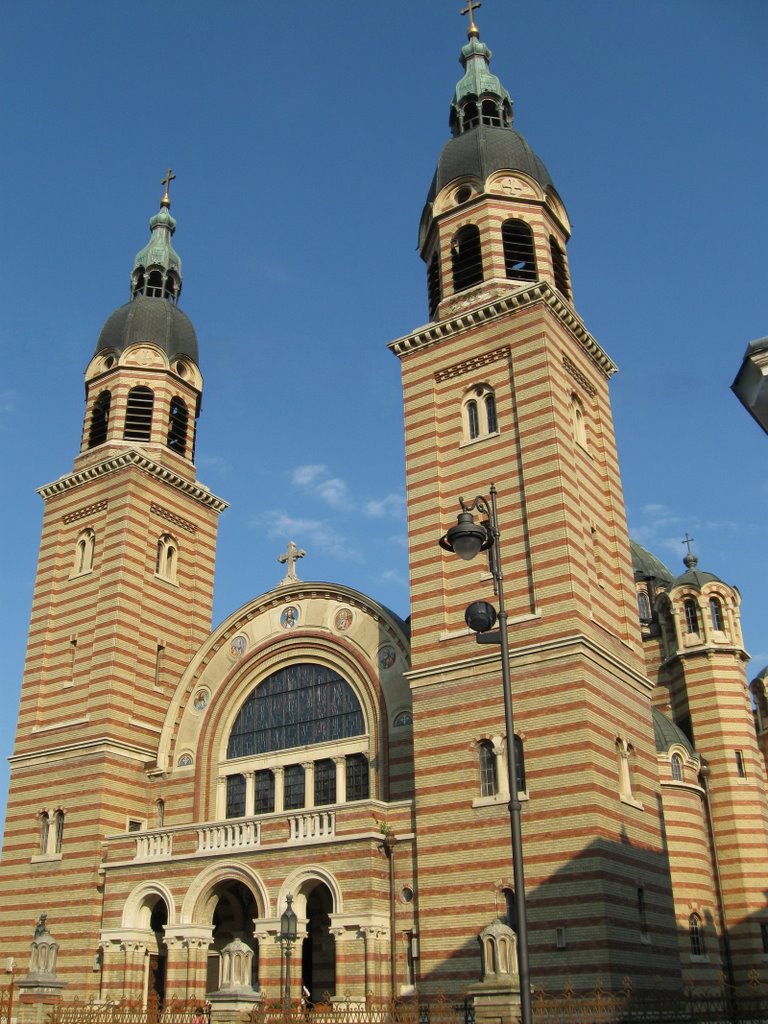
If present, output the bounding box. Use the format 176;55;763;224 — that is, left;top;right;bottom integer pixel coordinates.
438;483;532;1024
279;894;298;1012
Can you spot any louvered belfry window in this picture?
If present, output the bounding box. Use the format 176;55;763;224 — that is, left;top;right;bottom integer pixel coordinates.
124;386;154;441
227;663;365;759
167;396;189;455
503;219;537;281
452;225;483;292
88;390;111;448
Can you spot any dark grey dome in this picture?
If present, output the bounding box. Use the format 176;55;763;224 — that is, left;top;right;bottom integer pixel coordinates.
427;125;554;203
671;567;724;591
630;540;673;587
96;296;198;364
652;707;697;757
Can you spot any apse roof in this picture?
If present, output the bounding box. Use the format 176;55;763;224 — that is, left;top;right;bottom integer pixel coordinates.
652;707;698;757
630;540;673;586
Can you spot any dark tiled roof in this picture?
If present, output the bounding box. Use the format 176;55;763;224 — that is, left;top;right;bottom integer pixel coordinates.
652;707;697;757
96;295;198;364
630;540;673;586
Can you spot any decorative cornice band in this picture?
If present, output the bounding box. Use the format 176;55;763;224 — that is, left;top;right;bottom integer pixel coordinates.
435;345;510;383
62;500;109;524
37;450;229;512
563;354;598;397
388;281;617;379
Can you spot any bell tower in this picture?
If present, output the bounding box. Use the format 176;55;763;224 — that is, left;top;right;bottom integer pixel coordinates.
0;180;227;988
391;14;681;993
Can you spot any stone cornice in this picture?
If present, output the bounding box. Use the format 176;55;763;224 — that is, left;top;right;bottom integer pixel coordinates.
407;631;650;693
388;281;617;379
37;449;229;512
9;736;156;769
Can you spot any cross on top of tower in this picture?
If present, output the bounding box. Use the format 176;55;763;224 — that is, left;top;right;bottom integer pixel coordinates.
460;0;482;38
160;168;176;209
277;540;306;586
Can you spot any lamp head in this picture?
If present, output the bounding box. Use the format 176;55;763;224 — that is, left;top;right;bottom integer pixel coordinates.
280;893;298;941
465;600;498;634
439;511;492;561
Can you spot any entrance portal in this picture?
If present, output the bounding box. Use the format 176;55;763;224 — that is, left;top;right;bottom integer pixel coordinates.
147;899;168;1005
301;884;335;1004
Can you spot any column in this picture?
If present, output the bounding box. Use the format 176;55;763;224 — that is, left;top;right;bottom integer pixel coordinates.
303;761;315;809
274;767;285;812
245;772;255;817
334;758;346;804
216;776;227;819
255;924;281;1000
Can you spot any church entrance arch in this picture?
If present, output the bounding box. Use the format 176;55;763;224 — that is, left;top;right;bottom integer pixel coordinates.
206;880;259;993
301;883;335;1004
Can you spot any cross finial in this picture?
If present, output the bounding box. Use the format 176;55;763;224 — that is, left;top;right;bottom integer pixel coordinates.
460;0;482;37
160;168;176;208
681;533;695;556
681;533;699;570
277;540;306;586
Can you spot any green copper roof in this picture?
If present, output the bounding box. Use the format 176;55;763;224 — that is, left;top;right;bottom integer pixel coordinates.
452;36;512;115
652;707;698;757
133;204;181;277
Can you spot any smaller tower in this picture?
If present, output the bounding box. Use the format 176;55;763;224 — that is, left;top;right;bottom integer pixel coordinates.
654;546;768;984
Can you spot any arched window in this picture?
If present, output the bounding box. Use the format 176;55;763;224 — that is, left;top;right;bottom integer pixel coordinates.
53;810;65;853
514;734;526;793
74;528;95;575
346;753;369;801
481;98;502;127
255;770;275;814
466;399;480;439
155;799;165;828
463;384;499;442
314;758;336;806
146;270;164;298
124;386;154;442
225;774;246;819
479;740;498;797
671;753;683;781
167;396;189;456
463;101;480;130
452;225;483;292
549;237;571;300
88;391;111;448
485;393;498;434
502;220;537;282
689;913;705;957
39;812;50;855
637;591;652;622
571;394;588;448
427;251;441;320
709;596;725;632
684;598;700;635
227;664;365;759
156;534;178;583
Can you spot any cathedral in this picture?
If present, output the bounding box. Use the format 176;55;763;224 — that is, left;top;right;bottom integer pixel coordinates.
2;10;767;1015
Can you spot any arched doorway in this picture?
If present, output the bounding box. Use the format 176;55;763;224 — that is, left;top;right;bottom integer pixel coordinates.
301;883;335;1003
147;898;168;1006
206;880;259;993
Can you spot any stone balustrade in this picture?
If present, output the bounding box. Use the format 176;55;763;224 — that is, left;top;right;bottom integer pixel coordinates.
288;811;335;842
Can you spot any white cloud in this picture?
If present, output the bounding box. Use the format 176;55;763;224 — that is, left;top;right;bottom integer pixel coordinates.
317;477;349;508
292;464;327;486
250;509;362;563
364;493;405;519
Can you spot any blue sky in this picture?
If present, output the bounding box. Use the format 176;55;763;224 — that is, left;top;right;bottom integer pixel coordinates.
0;1;766;828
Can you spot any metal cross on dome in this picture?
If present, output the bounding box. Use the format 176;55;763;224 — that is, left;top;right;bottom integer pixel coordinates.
460;0;482;31
277;540;306;586
160;168;176;207
681;533;696;556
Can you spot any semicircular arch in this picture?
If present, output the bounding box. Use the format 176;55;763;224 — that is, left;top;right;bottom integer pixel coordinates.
279;864;343;919
181;860;268;926
122;881;176;929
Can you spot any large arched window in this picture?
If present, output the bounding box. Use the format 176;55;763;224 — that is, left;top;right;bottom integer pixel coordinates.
671;753;683;781
227;664;365;759
124;386;154;442
452;225;483;292
502;220;537;282
167;396;189;456
637;591;652;622
689;913;705;957
88;390;111;448
155;534;178;583
74;528;96;576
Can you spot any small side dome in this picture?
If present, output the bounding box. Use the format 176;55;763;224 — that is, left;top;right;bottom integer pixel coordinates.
630;540;673;587
670;550;724;591
95;295;199;364
652;707;698;758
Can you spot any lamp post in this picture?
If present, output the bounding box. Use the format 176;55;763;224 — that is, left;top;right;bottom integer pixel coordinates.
438;483;532;1024
279;894;298;1013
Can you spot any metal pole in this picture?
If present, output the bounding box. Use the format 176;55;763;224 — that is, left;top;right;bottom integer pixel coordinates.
284;938;292;1013
488;485;532;1024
